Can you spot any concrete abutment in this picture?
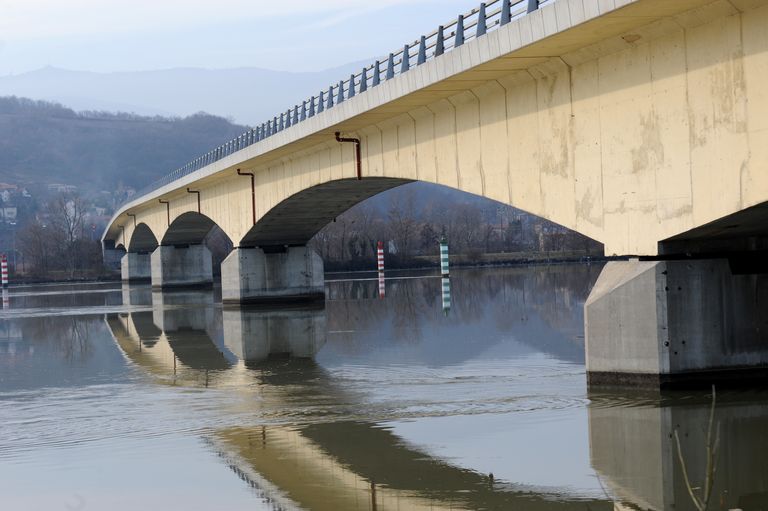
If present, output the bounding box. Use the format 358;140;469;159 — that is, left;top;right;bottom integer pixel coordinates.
150;245;213;289
221;246;324;305
586;259;768;388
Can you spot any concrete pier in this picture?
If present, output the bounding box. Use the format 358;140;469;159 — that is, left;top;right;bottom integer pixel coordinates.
586;259;768;387
150;245;213;289
103;246;126;272
221;246;324;304
121;253;151;283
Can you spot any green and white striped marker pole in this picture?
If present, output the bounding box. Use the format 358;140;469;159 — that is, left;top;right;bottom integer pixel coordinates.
439;237;449;277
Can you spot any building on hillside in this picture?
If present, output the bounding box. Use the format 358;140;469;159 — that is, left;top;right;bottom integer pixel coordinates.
47;184;78;194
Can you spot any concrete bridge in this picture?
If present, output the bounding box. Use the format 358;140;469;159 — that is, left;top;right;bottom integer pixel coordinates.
103;0;768;386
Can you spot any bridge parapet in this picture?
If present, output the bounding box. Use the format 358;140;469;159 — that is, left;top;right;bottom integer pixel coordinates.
119;0;551;208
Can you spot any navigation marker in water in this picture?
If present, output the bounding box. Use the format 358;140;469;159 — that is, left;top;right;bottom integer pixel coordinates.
439;237;450;277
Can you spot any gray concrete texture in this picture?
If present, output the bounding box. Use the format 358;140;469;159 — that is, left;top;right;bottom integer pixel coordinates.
121;253;151;282
586;259;768;383
150;245;213;289
221;246;324;304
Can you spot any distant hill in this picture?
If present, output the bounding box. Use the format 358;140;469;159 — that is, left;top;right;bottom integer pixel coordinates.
0;96;247;191
0;64;367;125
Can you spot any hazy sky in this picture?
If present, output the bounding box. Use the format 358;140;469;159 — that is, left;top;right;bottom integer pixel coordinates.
0;0;481;74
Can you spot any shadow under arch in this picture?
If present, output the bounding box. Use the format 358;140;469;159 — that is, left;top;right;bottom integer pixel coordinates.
128;223;159;253
240;177;412;248
162;211;228;247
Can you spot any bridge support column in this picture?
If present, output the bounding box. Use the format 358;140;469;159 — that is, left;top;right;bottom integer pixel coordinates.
121;253;151;283
221;246;324;304
103;247;125;272
150;245;213;289
586;259;768;388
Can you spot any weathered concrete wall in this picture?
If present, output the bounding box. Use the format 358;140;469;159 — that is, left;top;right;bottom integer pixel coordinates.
106;0;768;258
221;247;324;303
150;245;213;289
120;253;151;282
586;259;768;384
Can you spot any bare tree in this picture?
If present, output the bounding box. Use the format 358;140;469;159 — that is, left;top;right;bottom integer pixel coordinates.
47;193;87;277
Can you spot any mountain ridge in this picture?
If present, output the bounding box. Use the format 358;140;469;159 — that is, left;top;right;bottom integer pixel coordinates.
0;62;370;124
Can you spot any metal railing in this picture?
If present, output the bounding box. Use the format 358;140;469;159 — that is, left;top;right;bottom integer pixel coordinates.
123;0;551;208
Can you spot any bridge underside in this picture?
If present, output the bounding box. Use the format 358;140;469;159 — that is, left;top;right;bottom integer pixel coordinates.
241;178;412;249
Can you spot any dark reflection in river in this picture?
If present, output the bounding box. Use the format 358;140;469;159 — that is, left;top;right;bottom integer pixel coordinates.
0;265;767;510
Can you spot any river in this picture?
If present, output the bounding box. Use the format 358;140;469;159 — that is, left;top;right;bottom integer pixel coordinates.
0;265;766;510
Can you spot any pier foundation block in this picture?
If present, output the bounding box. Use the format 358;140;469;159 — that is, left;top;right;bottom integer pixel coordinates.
221;246;324;304
586;259;768;387
121;253;151;283
150;245;213;289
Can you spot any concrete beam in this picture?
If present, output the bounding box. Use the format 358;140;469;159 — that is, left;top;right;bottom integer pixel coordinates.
150;245;213;289
586;259;768;387
221;246;324;304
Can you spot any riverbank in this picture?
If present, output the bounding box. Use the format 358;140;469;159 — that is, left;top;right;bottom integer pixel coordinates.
8;250;615;286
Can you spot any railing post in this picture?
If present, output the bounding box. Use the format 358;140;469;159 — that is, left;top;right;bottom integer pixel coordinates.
326;85;334;109
309;96;316;117
455;15;465;47
527;0;539;13
301;100;307;121
348;74;356;98
337;80;345;104
318;91;325;113
477;3;487;36
436;26;445;56
501;0;511;25
372;60;382;86
417;36;427;65
386;53;395;80
360;68;368;93
401;44;410;72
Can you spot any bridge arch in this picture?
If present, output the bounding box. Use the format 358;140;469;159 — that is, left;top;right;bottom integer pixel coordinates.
128;223;159;253
240;177;412;248
162;211;227;247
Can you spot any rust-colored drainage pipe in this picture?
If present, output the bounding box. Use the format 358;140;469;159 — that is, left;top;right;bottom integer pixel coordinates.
158;199;170;226
186;188;201;213
237;169;256;225
335;132;362;180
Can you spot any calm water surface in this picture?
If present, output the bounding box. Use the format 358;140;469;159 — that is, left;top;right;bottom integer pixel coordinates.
1;265;767;510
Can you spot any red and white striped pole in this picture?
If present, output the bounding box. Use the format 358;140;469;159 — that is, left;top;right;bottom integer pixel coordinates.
377;241;385;273
1;254;8;288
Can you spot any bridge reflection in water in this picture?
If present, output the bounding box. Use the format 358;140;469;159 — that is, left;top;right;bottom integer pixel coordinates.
106;268;768;511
